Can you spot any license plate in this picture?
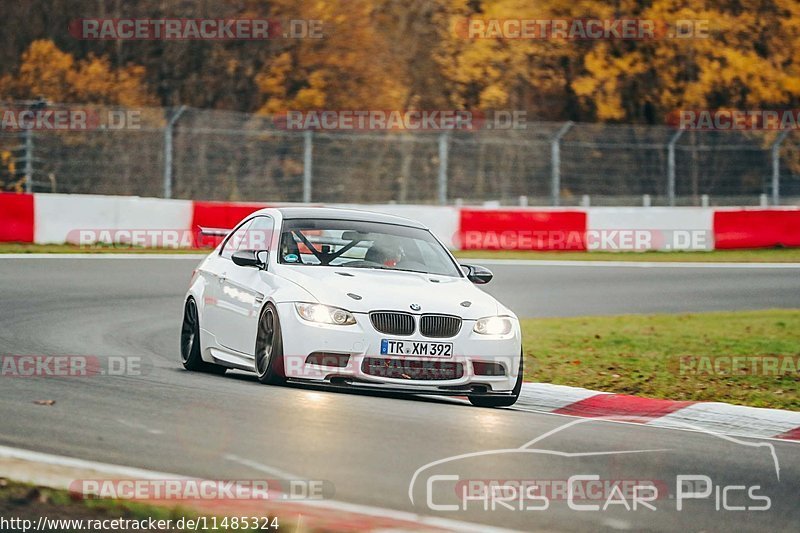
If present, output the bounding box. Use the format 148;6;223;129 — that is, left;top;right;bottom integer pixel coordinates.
380;339;453;357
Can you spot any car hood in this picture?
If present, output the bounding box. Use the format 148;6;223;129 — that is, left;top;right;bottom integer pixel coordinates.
273;265;502;319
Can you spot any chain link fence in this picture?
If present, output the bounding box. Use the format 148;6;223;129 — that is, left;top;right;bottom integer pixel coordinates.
2;103;799;206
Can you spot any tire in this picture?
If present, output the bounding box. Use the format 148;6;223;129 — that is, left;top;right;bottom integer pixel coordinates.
254;303;286;385
469;351;523;408
180;298;227;375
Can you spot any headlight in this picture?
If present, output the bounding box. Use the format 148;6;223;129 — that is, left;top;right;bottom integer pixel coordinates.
473;316;513;335
295;303;356;326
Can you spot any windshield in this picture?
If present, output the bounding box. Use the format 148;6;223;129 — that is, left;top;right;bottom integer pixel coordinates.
278;218;462;277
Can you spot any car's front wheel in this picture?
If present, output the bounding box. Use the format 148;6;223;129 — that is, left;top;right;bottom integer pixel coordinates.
180;298;226;375
255;303;286;385
469;351;523;408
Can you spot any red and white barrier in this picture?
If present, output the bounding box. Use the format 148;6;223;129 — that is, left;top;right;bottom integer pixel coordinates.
0;192;798;251
459;208;587;250
35;193;193;245
0;192;34;243
714;208;800;249
587;207;715;251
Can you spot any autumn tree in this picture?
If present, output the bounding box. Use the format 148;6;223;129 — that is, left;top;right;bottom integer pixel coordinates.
0;39;155;105
255;0;412;113
1;0;800;123
441;0;800;123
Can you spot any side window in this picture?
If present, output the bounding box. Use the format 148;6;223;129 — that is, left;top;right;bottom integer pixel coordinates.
220;219;253;259
246;216;275;251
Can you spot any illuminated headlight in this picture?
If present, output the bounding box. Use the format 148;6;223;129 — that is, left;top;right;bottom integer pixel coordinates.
295;303;356;326
473;316;513;335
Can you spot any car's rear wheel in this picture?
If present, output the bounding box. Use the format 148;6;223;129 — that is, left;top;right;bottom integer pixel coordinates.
180;298;226;375
468;351;523;408
255;303;286;385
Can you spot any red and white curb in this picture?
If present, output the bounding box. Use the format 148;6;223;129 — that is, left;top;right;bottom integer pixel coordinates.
516;383;800;442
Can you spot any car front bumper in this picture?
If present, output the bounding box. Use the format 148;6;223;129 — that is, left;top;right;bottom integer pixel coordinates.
276;302;522;394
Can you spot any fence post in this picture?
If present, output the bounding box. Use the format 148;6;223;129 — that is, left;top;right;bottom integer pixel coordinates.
550;121;574;207
20;99;48;193
771;130;790;206
23;128;33;193
303;130;313;203
163;105;186;199
667;129;683;207
437;131;450;205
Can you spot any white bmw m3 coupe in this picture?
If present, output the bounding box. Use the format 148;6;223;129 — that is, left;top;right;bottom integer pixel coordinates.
181;207;523;407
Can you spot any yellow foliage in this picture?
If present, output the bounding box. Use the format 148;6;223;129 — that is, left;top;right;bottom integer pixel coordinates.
439;0;800;122
255;0;414;112
3;1;800;125
14;40;74;100
0;39;155;106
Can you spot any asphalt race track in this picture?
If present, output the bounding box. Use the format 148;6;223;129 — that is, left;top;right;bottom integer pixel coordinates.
476;259;800;317
1;256;799;532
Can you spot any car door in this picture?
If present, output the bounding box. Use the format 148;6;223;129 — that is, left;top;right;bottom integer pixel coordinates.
202;218;253;345
215;215;277;356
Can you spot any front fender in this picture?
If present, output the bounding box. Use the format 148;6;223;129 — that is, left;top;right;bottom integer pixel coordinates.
186;267;213;316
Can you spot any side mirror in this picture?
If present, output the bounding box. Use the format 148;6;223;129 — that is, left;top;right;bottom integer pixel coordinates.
232;249;268;270
461;264;493;284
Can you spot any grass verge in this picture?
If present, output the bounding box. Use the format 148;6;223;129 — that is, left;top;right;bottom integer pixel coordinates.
1;243;800;262
455;248;800;262
0;243;204;254
520;309;800;410
0;479;298;532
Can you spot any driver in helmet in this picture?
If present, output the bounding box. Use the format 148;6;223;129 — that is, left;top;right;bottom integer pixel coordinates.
364;237;404;267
